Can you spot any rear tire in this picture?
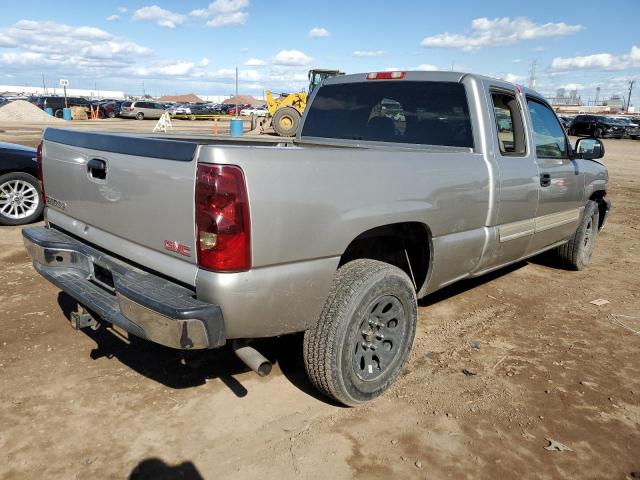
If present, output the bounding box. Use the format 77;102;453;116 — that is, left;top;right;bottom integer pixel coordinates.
555;200;600;270
54;109;63;119
272;107;301;137
108;111;116;118
303;259;417;406
135;112;144;120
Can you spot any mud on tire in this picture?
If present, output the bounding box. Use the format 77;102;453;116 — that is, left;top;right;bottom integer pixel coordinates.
303;259;417;406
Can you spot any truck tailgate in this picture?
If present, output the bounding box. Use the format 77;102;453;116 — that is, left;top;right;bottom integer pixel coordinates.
41;129;198;276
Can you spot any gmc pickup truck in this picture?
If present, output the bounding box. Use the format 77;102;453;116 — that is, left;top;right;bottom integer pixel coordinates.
23;71;610;406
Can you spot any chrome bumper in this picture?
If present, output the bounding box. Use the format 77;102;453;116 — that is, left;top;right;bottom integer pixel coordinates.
22;226;225;350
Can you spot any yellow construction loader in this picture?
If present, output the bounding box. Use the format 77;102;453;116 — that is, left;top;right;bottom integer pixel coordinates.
263;69;344;137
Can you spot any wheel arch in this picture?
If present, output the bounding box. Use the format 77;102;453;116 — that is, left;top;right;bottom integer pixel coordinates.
338;222;433;295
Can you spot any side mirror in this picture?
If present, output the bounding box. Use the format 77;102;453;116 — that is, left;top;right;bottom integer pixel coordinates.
574;137;605;160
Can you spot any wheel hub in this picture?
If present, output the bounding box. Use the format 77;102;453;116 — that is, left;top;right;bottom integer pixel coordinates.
0;179;39;220
353;295;405;381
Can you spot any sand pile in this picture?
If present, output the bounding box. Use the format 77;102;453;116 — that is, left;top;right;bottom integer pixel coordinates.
0;100;64;123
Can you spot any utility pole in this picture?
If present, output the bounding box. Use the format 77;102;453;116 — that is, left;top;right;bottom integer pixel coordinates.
627;80;635;113
41;73;46;94
529;59;537;89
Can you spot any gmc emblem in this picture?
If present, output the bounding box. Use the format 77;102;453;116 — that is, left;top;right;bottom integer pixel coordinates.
164;240;192;257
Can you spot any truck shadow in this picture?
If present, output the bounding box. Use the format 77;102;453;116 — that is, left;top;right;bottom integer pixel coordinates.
56;292;338;405
129;458;203;480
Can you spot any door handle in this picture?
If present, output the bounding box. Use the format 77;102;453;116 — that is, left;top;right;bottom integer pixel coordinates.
540;173;551;187
87;158;107;180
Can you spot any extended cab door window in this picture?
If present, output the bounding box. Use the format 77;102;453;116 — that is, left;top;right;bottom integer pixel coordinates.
490;91;526;156
526;99;568;158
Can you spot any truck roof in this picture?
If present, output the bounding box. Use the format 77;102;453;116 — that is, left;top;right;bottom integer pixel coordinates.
322;70;544;100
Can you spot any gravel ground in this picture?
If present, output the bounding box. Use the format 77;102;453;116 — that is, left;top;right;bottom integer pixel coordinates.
0;129;638;479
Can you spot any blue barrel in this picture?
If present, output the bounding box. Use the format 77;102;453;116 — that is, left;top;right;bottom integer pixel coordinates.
62;108;72;121
230;118;244;137
44;107;53;116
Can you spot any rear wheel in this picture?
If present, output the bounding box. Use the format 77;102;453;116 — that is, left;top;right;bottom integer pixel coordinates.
54;109;63;118
0;172;44;226
108;111;116;118
303;259;417;406
272;107;301;137
135;112;144;120
556;200;600;270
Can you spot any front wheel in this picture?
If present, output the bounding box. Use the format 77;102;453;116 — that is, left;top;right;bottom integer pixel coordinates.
0;172;44;226
135;112;144;120
272;107;301;137
555;200;600;270
593;128;602;138
303;259;417;406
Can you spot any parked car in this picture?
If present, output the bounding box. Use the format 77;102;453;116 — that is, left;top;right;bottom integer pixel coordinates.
0;142;43;225
240;106;268;117
95;101;123;119
568;115;625;138
25;71;610;406
33;96;93;118
119;101;165;120
226;104;250;116
613;117;640;139
558;115;574;130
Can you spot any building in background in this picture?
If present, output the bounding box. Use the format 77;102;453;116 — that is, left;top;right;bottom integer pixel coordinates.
0;85;124;99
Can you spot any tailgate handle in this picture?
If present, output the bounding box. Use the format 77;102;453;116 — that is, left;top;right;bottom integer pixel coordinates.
87;159;107;180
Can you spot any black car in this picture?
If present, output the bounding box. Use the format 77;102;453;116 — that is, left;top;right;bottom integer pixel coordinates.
32;96;93;118
0;142;44;226
568;115;625;139
614;117;640;139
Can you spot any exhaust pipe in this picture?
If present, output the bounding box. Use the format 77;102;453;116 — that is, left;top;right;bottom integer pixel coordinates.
232;340;272;377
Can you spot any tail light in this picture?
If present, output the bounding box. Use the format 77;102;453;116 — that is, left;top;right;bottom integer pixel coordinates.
35;141;45;200
195;163;251;272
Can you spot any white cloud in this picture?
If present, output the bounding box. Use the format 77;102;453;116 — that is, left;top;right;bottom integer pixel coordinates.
273;49;312;66
352;50;385;57
413;64;439;71
117;6;128;13
549;46;640;72
421;17;583;51
134;61;195;77
189;8;209;17
206;11;247;27
308;27;329;38
0;20;152;63
106;14;120;21
133;5;187;29
199;58;210;67
244;58;266;66
531;46;545;52
502;73;525;83
512;58;522;63
210;0;249;13
558;83;584;91
206;68;261;82
384;67;400;72
193;0;250;27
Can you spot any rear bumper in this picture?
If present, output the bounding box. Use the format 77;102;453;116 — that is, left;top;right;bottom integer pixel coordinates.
22;226;225;350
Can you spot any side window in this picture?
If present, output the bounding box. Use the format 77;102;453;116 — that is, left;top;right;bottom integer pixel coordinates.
491;91;526;155
526;98;567;158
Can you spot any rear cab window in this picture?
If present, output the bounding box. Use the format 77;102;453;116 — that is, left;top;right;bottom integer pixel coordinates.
490;91;526;156
301;81;474;148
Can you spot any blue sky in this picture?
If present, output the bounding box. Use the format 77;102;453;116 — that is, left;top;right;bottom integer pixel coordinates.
0;0;638;104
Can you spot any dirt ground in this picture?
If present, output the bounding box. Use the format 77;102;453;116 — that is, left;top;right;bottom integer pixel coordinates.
0;122;638;479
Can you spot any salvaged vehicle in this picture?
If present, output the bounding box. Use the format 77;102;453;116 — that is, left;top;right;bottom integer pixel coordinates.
23;71;610;405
